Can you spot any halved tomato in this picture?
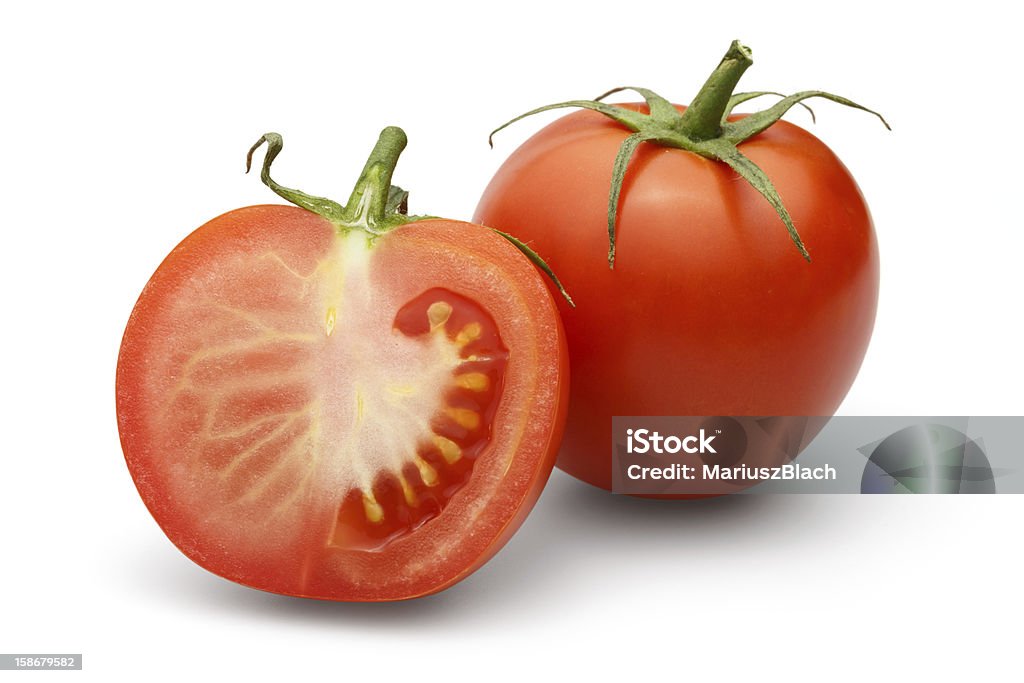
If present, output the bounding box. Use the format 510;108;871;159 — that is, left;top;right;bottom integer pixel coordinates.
116;128;568;601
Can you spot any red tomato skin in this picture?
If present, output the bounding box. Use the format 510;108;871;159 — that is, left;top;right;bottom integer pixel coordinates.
117;205;569;600
474;106;878;492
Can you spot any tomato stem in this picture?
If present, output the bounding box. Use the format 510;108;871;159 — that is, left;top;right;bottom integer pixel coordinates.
341;126;410;234
247;127;428;236
677;41;752;141
246;133;347;223
246;128;576;305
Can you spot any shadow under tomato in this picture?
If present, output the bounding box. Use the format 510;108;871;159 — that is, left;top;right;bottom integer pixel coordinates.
122;470;828;628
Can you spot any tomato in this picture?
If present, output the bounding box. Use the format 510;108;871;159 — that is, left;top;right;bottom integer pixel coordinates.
474;42;886;493
116;128;568;600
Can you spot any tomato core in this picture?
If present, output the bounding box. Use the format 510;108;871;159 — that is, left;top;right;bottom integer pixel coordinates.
328;288;508;550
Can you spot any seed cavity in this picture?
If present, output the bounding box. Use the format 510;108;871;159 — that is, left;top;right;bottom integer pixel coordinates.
328;288;509;550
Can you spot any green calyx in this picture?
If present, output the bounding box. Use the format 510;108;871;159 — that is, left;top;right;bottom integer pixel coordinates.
247;126;427;236
489;40;891;267
247;127;575;306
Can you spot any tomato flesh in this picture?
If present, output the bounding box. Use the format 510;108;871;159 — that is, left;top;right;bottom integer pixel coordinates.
117;206;567;600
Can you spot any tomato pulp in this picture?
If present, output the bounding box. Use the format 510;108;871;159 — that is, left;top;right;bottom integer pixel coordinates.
117;130;568;600
475;51;883;494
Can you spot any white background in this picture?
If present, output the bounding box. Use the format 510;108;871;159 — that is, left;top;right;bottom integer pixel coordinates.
2;1;1022;680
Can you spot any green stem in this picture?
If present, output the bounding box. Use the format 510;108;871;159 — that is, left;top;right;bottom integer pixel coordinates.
488;40;889;266
247;127;420;235
245;129;572;306
246;133;347;223
340;126;408;232
677;41;753;140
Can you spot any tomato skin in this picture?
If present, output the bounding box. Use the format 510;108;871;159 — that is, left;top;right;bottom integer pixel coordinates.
474;106;878;492
117;205;568;600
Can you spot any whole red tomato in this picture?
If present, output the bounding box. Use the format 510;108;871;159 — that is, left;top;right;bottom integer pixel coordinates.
117;128;569;600
474;42;887;493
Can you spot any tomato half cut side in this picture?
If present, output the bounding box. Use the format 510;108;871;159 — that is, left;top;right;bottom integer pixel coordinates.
117;204;568;601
